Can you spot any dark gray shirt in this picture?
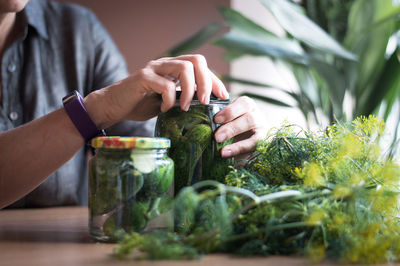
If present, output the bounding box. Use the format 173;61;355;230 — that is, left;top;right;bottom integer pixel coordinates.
3;0;155;207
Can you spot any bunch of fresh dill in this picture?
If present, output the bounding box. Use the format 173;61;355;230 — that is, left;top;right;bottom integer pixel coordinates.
113;116;400;264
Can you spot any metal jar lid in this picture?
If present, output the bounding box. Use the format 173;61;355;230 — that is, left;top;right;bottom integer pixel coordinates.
175;91;230;102
91;136;170;149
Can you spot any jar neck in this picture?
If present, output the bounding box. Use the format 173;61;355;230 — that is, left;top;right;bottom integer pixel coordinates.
173;99;229;107
96;148;168;158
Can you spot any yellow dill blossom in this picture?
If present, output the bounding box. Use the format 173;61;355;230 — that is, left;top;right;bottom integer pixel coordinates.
348;173;364;186
352;115;385;137
380;161;400;187
332;185;351;199
225;168;246;187
300;162;325;187
371;188;399;215
307;244;326;263
332;213;349;227
344;222;392;264
337;133;363;158
306;209;325;226
367;142;382;159
293;167;302;178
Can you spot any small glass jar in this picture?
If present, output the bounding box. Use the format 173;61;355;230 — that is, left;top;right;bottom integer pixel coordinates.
155;92;234;193
88;136;174;242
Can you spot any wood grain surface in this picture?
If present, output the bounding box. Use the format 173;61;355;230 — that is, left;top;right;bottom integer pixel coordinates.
0;207;381;266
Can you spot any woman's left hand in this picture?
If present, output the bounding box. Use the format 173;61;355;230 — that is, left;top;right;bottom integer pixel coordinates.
214;96;266;159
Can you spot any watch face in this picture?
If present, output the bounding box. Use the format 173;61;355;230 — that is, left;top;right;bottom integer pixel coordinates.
62;91;80;105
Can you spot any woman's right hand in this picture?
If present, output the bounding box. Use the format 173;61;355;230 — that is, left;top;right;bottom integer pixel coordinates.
83;54;229;130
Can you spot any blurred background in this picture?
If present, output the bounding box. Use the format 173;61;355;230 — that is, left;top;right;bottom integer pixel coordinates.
58;0;230;75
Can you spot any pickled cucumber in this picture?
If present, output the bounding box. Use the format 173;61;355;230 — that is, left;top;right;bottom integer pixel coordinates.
156;103;233;194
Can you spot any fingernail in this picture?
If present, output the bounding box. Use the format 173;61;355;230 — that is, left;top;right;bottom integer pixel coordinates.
214;115;224;124
221;149;232;158
202;94;210;105
182;102;190;111
220;90;229;100
216;133;227;142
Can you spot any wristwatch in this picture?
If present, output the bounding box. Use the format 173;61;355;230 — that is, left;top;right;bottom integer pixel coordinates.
62;90;106;142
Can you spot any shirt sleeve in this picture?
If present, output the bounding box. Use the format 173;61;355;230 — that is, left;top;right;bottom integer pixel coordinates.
86;12;155;137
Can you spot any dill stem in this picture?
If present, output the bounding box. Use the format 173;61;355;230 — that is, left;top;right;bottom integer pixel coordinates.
232;190;331;221
180;229;219;243
225;222;315;243
192;180;259;201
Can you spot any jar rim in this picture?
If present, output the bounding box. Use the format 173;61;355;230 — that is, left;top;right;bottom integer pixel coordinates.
91;136;170;149
175;91;230;103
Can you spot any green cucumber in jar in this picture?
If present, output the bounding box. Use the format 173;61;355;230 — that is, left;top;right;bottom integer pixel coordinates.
130;150;157;174
136;160;174;199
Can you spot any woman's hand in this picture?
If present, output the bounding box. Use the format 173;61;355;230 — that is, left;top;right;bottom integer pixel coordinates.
214;96;266;159
84;54;228;129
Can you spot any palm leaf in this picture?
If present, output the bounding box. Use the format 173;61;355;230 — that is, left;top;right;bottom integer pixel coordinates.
261;0;356;61
291;65;320;107
290;66;321;124
214;31;308;64
214;6;308;64
221;75;287;91
218;6;278;39
309;59;346;113
347;0;399;112
359;50;400;116
164;22;223;57
239;92;293;108
286;90;319;125
222;49;244;61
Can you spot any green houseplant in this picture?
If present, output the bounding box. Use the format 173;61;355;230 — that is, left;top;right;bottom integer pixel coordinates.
164;0;400;153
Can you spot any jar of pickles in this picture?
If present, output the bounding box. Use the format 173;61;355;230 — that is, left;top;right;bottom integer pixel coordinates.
88;136;174;242
155;92;234;193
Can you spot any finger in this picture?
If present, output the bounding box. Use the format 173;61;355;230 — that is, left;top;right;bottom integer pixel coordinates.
230;132;255;162
220;133;261;158
173;54;212;105
149;59;195;111
214;112;259;143
214;96;255;124
136;69;176;112
209;70;229;100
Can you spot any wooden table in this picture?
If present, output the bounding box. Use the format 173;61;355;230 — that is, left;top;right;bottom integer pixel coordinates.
0;207;357;266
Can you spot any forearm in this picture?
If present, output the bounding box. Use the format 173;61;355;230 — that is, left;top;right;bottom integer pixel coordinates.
0;108;84;209
0;83;145;209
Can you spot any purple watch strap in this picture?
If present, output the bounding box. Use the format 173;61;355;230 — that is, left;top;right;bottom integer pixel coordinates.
63;91;105;142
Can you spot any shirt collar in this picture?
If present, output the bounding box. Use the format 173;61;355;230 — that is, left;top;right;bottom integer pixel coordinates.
23;0;49;40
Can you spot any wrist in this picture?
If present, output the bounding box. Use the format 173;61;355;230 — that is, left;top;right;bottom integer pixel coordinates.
83;77;147;128
63;90;106;142
82;90;112;130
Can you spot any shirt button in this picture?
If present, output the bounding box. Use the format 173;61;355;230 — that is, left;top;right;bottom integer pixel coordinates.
7;63;16;72
9;111;18;121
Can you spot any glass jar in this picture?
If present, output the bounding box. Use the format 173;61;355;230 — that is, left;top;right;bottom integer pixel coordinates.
155;92;234;193
88;136;174;242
